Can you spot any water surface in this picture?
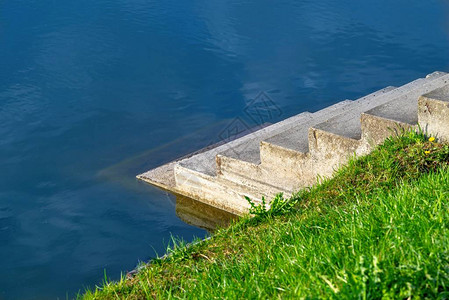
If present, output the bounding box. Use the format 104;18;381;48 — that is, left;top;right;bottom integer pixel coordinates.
1;0;449;298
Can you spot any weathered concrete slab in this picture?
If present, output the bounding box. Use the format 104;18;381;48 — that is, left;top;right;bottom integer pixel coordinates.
360;113;414;147
363;93;418;125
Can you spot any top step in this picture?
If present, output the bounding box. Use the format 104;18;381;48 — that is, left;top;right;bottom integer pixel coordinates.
266;71;448;152
364;72;449;127
313;72;448;139
218;99;353;164
264;87;395;152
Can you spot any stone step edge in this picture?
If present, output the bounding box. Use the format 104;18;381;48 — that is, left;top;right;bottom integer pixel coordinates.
215;74;449;193
217;99;354;165
268;71;449;157
216;85;401;181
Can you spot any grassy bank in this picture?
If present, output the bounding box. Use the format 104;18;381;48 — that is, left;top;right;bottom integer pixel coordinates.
82;131;449;299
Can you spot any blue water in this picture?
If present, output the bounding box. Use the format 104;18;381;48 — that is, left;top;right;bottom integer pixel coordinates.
1;0;448;298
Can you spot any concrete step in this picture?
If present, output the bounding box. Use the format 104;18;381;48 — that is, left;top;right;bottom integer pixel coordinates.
309;72;446;140
174;101;356;206
174;162;270;215
360;94;419;147
218;100;354;164
214;112;312;166
264;87;395;164
361;74;449;147
138;137;274;215
167;109;317;212
418;83;449;142
215;99;358;194
138;71;449;215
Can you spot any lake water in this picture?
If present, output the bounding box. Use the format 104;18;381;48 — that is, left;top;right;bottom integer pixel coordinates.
1;0;448;298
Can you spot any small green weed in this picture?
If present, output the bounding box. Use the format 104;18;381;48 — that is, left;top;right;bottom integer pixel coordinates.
246;193;297;219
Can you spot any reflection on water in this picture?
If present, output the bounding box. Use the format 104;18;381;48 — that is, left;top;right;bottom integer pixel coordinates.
176;195;238;232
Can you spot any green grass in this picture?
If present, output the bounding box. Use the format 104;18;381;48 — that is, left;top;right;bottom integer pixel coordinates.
81;131;449;299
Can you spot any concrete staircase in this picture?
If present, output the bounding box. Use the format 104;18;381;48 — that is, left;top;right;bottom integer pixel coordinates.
138;71;449;215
